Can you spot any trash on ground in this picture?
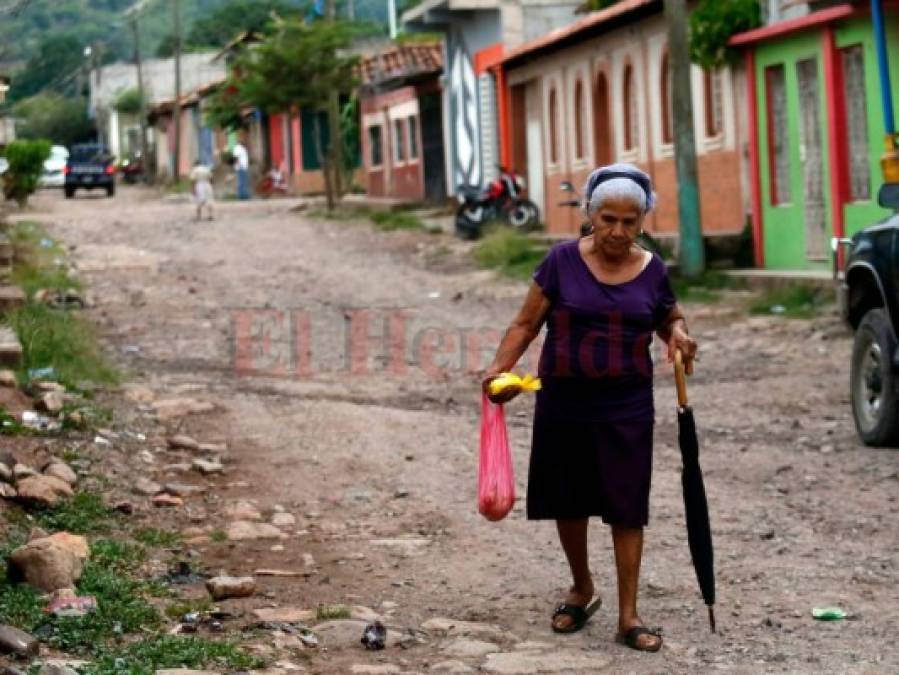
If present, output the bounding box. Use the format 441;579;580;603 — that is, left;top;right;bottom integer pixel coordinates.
361;620;387;650
27;367;58;382
812;606;847;621
21;411;60;432
47;594;97;618
770;305;786;314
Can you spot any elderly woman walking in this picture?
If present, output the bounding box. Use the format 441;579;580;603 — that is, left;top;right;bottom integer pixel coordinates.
483;164;697;651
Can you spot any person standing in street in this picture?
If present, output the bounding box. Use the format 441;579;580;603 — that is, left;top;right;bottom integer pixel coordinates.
233;137;250;200
482;164;697;651
190;160;215;221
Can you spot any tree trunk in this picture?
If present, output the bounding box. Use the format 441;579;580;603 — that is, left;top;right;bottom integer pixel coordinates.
665;0;705;277
313;112;335;210
131;17;151;183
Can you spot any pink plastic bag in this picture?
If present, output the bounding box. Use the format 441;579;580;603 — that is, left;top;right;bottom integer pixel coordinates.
478;393;516;521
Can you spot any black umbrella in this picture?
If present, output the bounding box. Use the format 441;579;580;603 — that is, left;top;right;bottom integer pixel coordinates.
674;349;716;633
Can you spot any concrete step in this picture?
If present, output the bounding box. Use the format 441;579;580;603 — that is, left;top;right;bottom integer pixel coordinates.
0;325;22;368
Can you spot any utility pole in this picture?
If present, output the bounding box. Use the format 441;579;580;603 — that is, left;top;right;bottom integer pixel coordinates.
326;0;343;198
172;0;182;182
129;14;151;182
665;0;705;277
387;0;397;39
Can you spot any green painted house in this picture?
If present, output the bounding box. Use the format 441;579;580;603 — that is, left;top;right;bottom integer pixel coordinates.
731;2;899;271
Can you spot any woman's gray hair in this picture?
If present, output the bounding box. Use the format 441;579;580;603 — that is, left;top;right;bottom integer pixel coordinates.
583;163;657;216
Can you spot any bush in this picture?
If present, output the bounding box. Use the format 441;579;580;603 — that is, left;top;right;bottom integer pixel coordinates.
2;139;51;206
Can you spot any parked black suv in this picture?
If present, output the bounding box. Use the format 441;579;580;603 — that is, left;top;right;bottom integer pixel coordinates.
65;143;115;198
835;183;899;446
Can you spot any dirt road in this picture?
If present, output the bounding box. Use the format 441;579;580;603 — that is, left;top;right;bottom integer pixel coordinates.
18;187;899;673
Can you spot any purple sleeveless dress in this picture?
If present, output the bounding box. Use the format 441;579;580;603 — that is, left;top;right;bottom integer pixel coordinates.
527;240;676;527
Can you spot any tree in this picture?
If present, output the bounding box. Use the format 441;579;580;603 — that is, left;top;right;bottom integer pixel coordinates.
203;80;248;132
1;139;51;206
8;33;85;103
233;17;359;209
13;94;96;147
114;88;146;115
156;0;300;56
689;0;761;69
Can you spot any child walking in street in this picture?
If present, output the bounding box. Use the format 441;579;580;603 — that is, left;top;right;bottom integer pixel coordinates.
190;161;215;221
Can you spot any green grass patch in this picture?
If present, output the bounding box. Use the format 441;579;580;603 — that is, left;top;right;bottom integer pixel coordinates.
0;578;45;628
87;636;263;674
9;303;119;390
9;221;81;298
134;527;182;549
34;492;118;534
316;603;351;620
670;270;746;303
748;284;831;318
209;529;228;543
306;206;371;221
369;210;424;231
164;597;211;620
473;228;548;281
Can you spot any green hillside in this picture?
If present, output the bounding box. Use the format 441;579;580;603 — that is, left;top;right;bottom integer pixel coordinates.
0;0;398;102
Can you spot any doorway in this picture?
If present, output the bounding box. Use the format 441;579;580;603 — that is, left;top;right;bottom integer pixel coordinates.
420;93;446;202
796;57;827;260
525;82;545;218
593;71;612;167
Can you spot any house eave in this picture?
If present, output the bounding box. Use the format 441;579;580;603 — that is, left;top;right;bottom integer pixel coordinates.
729;3;857;47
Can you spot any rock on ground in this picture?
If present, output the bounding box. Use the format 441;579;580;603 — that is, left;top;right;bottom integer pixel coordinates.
439;637;501;659
310;620;371;649
0;625;39;656
227;520;281;540
7;533;88;592
15;475;74;507
224;500;262;521
481;650;614;674
205;575;256;600
421;618;506;641
43;462;77;486
429;662;474;674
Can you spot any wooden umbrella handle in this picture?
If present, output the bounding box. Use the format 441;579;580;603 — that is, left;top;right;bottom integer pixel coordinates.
674;348;688;408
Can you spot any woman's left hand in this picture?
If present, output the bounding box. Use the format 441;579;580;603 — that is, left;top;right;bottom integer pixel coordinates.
668;324;698;375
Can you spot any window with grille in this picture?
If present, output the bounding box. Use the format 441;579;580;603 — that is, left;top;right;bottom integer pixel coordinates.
841;44;870;202
624;64;638;151
408;116;419;160
661;53;673;144
369;125;383;167
765;64;791;205
394;119;406;163
704;68;724;138
549;87;559;164
574;79;586;160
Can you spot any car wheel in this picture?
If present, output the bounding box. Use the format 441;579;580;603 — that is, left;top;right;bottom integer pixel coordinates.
850;308;899;446
64;188;75;199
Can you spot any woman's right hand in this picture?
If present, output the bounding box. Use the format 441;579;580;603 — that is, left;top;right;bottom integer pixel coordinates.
481;367;522;405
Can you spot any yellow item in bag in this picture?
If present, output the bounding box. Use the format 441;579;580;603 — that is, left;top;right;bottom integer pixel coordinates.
488;372;542;396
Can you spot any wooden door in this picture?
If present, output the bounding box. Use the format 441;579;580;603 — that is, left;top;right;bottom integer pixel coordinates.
796;57;827;260
593;72;612;166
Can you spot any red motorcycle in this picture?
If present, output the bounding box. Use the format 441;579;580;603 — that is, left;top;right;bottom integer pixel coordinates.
455;167;539;240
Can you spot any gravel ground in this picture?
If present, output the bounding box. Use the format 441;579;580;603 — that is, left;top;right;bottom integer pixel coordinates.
14;186;899;674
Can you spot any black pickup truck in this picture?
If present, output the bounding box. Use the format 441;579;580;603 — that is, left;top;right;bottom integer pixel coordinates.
64;143;115;199
835;184;899;446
